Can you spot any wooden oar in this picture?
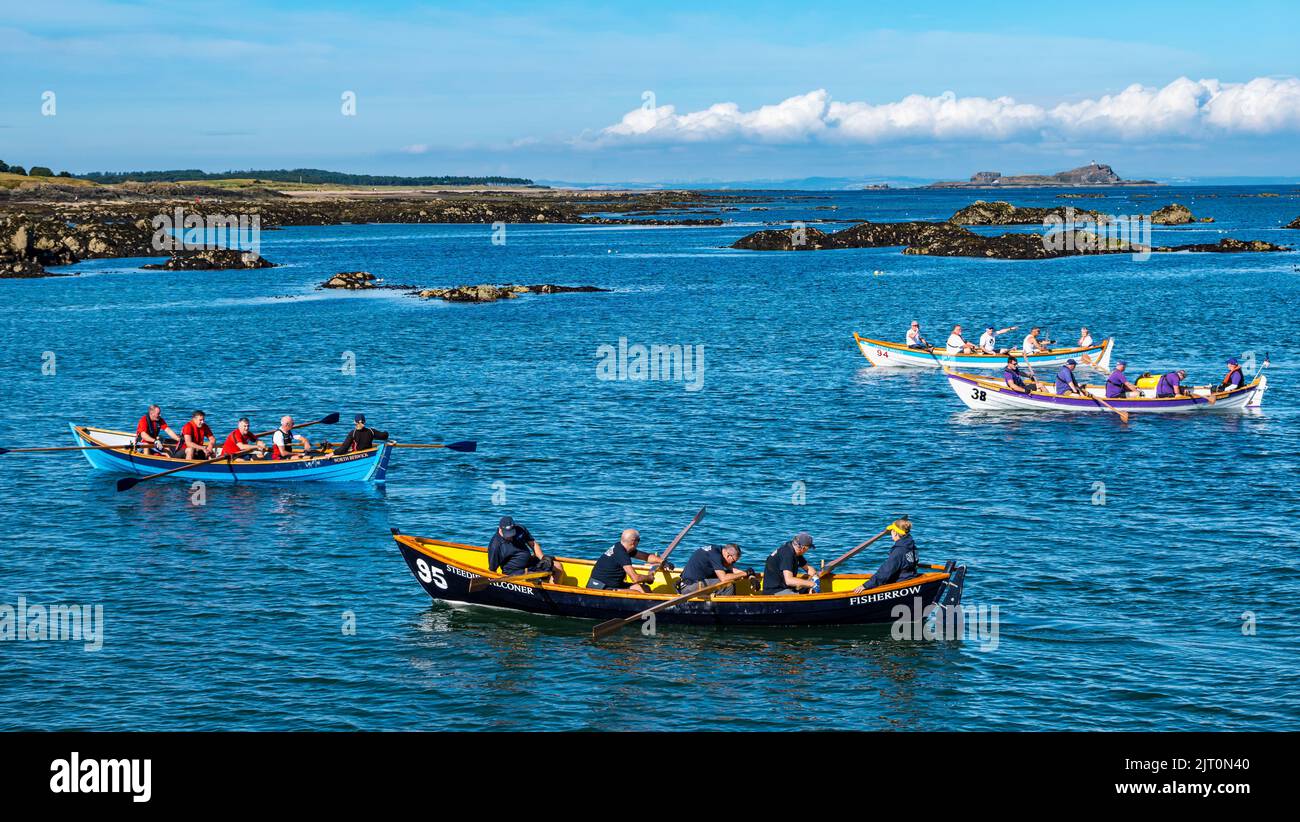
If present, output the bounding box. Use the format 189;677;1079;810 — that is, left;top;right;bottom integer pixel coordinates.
468;571;549;593
252;412;339;439
1;443;134;455
389;441;477;452
117;412;339;492
1089;393;1130;424
814;527;892;582
115;450;242;492
320;440;477;453
591;577;733;641
646;506;706;588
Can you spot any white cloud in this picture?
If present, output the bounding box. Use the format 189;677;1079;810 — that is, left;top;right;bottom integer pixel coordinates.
593;77;1300;146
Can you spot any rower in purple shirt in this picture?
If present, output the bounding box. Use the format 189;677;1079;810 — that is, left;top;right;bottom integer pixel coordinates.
1002;355;1031;392
1156;369;1192;398
1106;361;1139;398
1054;359;1086;395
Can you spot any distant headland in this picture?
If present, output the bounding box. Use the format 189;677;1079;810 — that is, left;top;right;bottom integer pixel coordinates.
925;162;1159;188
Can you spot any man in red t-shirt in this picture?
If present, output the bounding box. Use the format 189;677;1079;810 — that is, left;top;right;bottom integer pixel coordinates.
135;405;180;454
179;410;216;460
221;417;267;459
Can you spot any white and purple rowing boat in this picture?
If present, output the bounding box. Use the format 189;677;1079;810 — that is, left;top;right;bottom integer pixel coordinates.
944;370;1267;414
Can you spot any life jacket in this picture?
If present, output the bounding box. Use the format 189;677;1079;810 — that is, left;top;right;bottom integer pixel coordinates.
1223;368;1244;389
272;428;295;459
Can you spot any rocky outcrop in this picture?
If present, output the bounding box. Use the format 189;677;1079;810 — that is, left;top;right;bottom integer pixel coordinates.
141;249;276;270
1285;215;1300;229
950;200;1111;225
928;162;1158;188
322;271;378;289
0;212;164;277
730;226;831;250
417;283;608;303
731;220;1289;260
1150;203;1213;224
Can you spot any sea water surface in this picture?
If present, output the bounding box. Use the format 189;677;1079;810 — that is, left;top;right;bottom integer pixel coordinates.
2;187;1298;731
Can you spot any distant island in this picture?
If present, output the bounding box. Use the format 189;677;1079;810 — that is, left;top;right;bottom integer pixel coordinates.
77;168;537;187
926;162;1159;188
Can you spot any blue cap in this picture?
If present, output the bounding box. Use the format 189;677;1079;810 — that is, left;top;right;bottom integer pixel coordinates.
499;516;517;538
1117;360;1127;367
1227;357;1239;365
1067;359;1078;366
354;413;366;423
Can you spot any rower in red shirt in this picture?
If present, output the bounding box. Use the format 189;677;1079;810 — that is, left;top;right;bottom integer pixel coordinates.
179;410;216;460
221;417;267;459
135;405;180;454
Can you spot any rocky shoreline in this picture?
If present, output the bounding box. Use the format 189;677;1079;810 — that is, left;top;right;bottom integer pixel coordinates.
319;271;608;302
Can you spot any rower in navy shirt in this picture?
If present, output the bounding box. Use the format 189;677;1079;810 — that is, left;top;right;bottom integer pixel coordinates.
1216;357;1246;392
1003;355;1030;393
854;518;918;593
587;529;663;592
761;532;816;595
1054;359;1085;396
487;516;563;582
678;544;753;595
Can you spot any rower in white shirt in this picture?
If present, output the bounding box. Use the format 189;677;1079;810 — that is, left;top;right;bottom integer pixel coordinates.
1077;326;1094;348
945;324;977;354
979;325;1017;354
1022;326;1048;355
905;320;929;349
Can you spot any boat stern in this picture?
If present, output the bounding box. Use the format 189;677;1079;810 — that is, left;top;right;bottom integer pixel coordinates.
1246;374;1267;408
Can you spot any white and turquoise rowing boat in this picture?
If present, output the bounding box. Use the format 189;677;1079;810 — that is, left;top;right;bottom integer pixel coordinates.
853;333;1114;371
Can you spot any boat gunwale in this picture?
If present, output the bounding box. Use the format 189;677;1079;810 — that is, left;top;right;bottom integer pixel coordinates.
394;533;950;604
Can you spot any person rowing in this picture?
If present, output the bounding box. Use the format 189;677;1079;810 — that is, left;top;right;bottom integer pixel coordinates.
905;320;929;350
677;543;754;596
853;518;918;593
1105;361;1140;398
272;415;312;460
221;417;267;459
761;531;817;595
488;515;563;582
1216;357;1246;392
134;404;180;454
333;413;390;454
1156;369;1193;398
980;325;1015;354
1003;355;1031;393
945;324;977;355
1054;359;1087;396
1021;327;1048;356
587;528;664;593
1078;326;1094;348
179;410;217;460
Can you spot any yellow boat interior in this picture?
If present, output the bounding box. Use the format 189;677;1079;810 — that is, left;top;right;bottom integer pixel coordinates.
396;534;950;601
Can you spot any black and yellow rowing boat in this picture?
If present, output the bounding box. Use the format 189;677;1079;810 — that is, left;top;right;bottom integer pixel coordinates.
391;529;967;628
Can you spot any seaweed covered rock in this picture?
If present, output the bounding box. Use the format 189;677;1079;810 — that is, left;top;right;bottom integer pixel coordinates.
141;248;276;270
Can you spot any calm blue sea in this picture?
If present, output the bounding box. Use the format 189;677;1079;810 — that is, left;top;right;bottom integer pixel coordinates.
2;186;1298;731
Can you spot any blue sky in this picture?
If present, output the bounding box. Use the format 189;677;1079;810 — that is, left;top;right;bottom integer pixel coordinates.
2;0;1299;182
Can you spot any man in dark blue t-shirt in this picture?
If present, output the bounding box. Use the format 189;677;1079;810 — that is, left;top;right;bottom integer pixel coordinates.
1054;359;1085;396
761;532;816;595
587;529;663;592
678;544;752;595
487;516;563;582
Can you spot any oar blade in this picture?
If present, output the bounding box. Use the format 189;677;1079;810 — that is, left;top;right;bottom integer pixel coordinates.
446;440;477;452
0;448;9;455
592;616;631;641
321;412;341;425
115;476;140;492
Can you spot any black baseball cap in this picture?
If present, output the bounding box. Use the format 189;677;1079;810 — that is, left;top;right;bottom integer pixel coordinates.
354;413;366;423
499;516;517;538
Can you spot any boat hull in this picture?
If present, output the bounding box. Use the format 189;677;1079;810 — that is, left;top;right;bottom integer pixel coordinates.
394;533;966;628
944;371;1266;414
70;424;392;482
855;333;1114;371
